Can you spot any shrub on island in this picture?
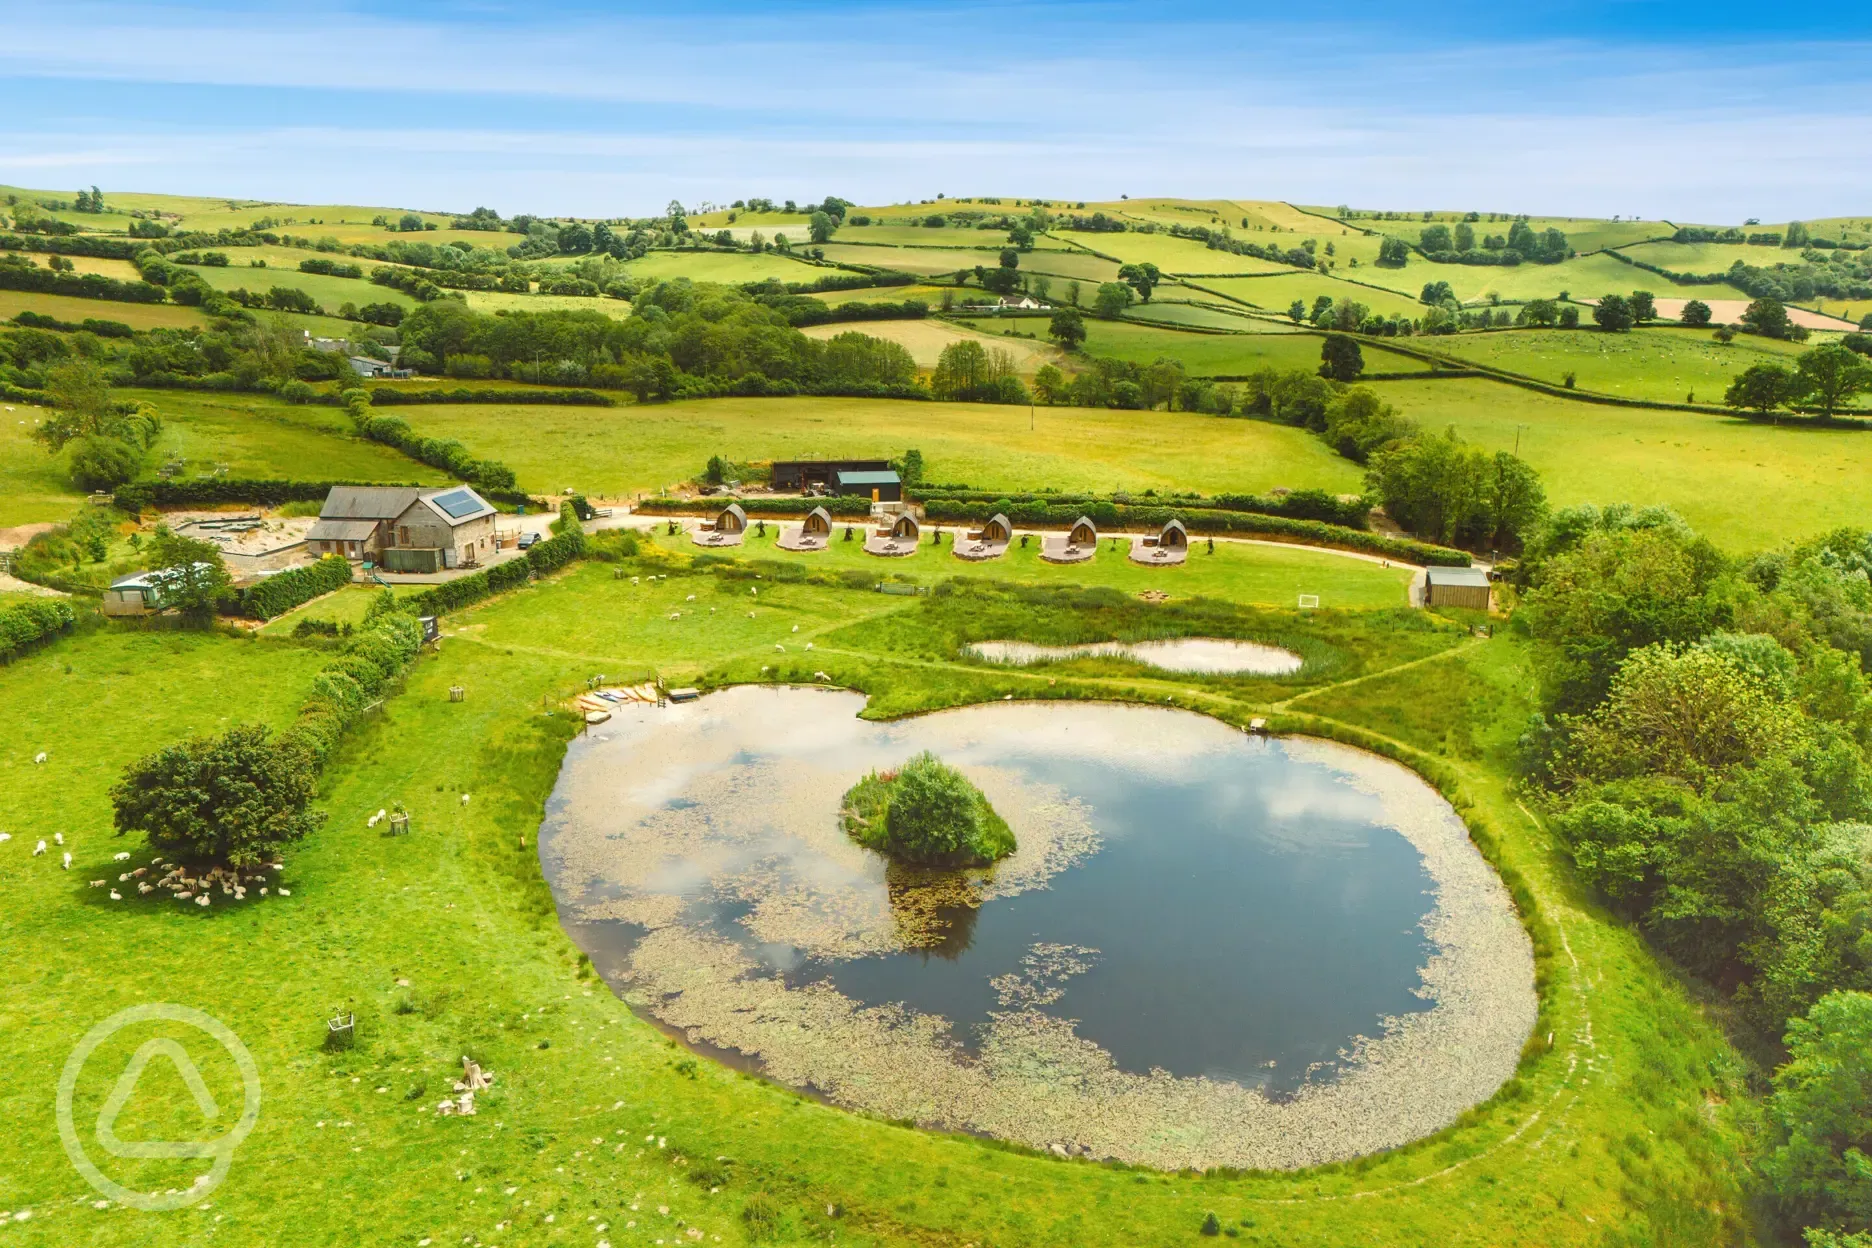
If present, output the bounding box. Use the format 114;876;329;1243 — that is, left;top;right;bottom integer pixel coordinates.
841;752;1015;867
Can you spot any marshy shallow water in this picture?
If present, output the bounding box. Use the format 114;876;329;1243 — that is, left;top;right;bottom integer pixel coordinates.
540;687;1535;1170
966;637;1304;675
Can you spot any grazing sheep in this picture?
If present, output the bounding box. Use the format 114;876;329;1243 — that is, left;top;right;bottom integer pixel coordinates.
0;833;10;843
277;888;291;897
132;868;145;877
89;880;105;888
195;895;210;907
791;625;799;633
33;752;46;764
814;671;831;682
805;642;813;651
61;852;71;870
118;873;129;881
137;883;153;895
460;794;470;806
54;833;63;846
686;594;696;601
112;852;130;862
175;891;192;900
33;841;45;856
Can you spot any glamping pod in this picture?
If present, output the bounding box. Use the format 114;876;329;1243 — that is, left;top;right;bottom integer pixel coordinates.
956;513;1012;562
1129;516;1190;565
1042;515;1098;565
778;505;835;552
693;502;749;547
865;510;922;557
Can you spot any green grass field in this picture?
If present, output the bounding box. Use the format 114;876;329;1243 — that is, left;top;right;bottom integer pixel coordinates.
1053;231;1296;275
121;390;452;486
460;290;632;318
832;224;1072;250
174;263;417;313
816;244;1119;284
1369;374;1872;548
0;403;81;527
625;250;830;284
1420;326;1821;405
387;392;1364;498
800;319;1062;371
679;523;1413;607
957;316;1429;377
0;291;207;331
0;558;1759;1247
1196;272;1430;319
1119;301;1273;330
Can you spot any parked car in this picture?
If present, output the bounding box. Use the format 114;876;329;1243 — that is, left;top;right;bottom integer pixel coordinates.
517;531;540;549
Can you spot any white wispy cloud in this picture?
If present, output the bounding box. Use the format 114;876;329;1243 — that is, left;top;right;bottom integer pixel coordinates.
0;1;1865;219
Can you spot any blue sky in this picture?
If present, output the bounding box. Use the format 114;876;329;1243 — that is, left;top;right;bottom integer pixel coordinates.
0;1;1866;222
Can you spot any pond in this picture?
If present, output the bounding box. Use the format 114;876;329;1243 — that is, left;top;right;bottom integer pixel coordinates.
966;637;1303;675
540;687;1535;1171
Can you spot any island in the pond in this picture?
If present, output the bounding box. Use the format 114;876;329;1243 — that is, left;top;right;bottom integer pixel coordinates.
841;752;1016;867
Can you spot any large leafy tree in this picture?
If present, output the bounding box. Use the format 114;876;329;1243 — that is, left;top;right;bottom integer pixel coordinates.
1764;991;1872;1235
112;724;322;867
1093;281;1135;319
1797;344;1872;420
1117;262;1161;302
1727;363;1801;417
1593;294;1635;332
1048;306;1086;350
1318;334;1363;382
1744;297;1808;341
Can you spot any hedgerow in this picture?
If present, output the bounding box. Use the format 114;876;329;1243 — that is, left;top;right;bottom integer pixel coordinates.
916;498;1469;565
237;554;352;620
0;598;76;661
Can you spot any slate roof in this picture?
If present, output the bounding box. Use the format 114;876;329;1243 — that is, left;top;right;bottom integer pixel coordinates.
320;486;421;521
307;518;380;542
1425;565;1490;587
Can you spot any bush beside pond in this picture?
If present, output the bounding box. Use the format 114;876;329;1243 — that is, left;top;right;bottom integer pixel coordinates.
841;751;1014;867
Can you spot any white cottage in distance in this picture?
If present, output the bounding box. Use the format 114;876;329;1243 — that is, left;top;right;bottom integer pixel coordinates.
307;485;497;573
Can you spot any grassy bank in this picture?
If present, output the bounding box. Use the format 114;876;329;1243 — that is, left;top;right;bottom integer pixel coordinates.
0;555;1760;1246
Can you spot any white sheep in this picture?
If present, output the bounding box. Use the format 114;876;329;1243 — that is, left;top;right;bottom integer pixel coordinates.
791;624;799;633
277;888;291;897
805;642;813;651
33;840;45;856
33;752;46;764
109;891;122;901
54;833;63;846
195;895;210;908
460;793;470;806
814;671;831;682
61;852;71;870
686;594;696;601
89;879;105;888
774;644;784;652
112;852;130;862
0;832;10;843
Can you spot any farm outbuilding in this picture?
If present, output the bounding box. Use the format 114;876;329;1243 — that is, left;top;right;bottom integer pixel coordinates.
102;562;220;617
1424;565;1492;611
770;459;893;492
310;485;497;571
834;470;902;503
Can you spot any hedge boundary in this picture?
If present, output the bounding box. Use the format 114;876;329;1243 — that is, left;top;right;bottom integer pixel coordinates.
0;598;77;662
634;496;875;519
113;478;536;513
908;486;1371;531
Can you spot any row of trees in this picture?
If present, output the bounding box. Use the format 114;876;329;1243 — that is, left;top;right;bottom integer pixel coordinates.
1725;341;1872;421
1517;510;1872;1243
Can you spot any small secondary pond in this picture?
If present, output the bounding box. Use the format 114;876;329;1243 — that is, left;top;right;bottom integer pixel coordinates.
540;687;1535;1171
966;637;1303;675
